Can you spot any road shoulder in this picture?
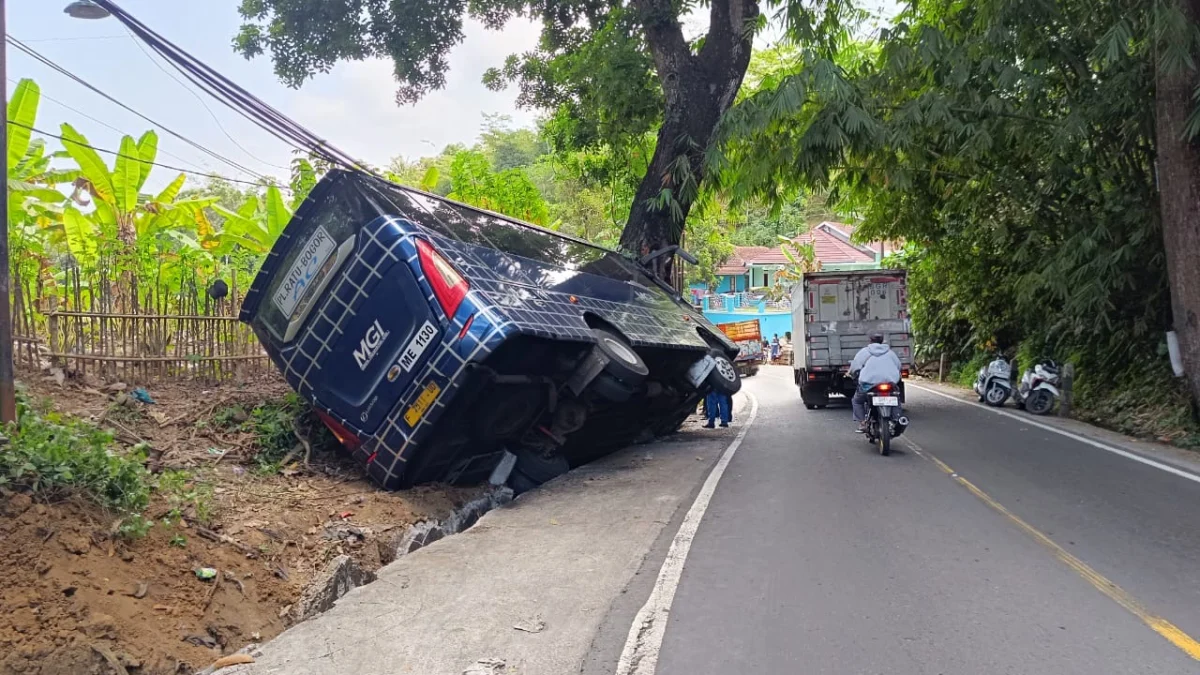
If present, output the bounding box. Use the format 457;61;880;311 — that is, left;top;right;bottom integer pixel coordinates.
224;398;751;675
912;379;1200;478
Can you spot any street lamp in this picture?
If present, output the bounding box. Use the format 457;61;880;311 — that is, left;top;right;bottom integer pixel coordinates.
63;1;111;20
0;0;113;424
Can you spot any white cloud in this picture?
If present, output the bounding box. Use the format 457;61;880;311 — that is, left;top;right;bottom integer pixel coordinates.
288;17;542;169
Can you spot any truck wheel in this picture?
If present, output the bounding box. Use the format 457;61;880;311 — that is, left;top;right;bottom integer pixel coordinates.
805;404;816;410
513;448;569;484
591;372;635;403
509;470;539;495
592;327;649;384
707;352;742;395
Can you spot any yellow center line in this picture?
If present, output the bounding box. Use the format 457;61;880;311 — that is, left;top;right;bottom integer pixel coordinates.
904;438;1200;662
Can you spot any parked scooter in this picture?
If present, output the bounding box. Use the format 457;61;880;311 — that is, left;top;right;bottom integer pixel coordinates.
1014;360;1061;416
973;355;1012;407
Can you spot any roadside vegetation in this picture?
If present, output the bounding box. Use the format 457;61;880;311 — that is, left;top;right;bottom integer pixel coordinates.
0;394;150;523
234;0;1200;447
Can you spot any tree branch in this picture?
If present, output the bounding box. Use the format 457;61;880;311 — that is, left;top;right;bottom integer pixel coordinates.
632;0;694;97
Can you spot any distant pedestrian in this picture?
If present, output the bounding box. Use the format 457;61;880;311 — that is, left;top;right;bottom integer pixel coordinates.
770;334;781;362
703;391;731;428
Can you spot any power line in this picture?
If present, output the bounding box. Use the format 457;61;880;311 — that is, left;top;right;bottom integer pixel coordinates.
120;25;291;171
7;119;290;191
6;34;272;183
6;76;212;175
89;0;366;173
19;35;129;43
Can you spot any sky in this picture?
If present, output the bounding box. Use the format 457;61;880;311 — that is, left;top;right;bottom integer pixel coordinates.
7;1;543;190
7;1;899;193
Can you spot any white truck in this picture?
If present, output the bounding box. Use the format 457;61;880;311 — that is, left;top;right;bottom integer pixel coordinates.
790;269;913;408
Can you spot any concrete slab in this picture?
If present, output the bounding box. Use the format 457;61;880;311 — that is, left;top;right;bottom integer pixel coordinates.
225;397;749;675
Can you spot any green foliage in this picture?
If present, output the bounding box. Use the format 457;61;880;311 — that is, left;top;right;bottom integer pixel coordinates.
708;0;1192;432
243;394;305;471
0;395;151;517
156;470;214;527
447;150;550;225
1071;353;1200;448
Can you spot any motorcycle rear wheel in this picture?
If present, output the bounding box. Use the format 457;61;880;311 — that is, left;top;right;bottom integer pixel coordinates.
1027;390;1055;416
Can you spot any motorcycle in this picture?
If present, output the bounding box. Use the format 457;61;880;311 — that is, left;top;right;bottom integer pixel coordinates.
864;381;909;456
973;355;1013;407
1014;360;1061;416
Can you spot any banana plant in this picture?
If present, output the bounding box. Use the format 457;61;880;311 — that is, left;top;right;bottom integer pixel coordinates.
7;79;71;225
6;79;74;309
58;124;217;255
211;185;292;254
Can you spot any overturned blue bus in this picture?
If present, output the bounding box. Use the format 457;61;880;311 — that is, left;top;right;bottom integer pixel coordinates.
240;170;741;491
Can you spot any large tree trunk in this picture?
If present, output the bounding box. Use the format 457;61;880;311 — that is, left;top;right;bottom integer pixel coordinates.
622;0;759;280
1155;0;1200;407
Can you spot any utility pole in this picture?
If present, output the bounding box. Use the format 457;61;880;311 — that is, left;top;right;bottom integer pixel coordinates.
0;0;16;425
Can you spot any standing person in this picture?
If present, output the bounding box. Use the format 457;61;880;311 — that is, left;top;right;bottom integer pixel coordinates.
703;390;732;428
770;334;781;362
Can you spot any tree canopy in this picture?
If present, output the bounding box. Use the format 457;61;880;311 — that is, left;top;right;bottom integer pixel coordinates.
234;0;856;279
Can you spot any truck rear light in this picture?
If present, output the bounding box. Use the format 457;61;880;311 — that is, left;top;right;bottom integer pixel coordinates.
416;238;468;318
315;409;361;451
808;373;816;381
901;368;910;378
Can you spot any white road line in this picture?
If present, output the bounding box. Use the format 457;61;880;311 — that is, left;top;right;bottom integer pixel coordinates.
614;392;760;675
909;383;1200;486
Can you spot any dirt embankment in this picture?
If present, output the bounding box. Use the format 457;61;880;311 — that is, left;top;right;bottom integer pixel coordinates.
0;375;477;675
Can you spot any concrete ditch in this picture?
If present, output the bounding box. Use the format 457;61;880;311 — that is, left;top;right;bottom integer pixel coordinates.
201;486;514;673
291;486;513;623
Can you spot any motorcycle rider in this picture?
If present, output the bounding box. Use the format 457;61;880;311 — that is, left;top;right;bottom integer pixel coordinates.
849;333;903;432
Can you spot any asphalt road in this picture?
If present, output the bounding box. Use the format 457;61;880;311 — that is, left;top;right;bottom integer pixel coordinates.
651;367;1200;674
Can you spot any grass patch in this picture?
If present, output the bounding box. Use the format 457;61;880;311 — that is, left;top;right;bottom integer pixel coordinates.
949;353;990;388
156;469;215;527
0;395;150;517
1072;357;1200;448
245;393;306;472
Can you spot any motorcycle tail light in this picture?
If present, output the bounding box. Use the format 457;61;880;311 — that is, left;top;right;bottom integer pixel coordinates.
877;383;893;393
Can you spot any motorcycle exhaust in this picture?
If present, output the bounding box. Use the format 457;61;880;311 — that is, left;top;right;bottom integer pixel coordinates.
897;416;910;427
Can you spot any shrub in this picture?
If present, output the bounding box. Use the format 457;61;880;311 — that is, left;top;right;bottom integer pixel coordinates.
0;396;150;516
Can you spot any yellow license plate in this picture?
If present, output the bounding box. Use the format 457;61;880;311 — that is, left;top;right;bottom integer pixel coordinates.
403;381;441;427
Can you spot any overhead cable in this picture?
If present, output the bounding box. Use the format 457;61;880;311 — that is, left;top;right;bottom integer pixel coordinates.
8;119;290;191
88;0;367;173
6;34;272;182
6;76;213;175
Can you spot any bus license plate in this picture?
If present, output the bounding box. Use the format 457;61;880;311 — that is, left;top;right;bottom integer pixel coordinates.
404;381;441;427
873;396;899;407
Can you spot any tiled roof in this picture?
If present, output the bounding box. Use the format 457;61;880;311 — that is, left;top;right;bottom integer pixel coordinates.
715;223;889;277
715;246;767;275
795;227;878;264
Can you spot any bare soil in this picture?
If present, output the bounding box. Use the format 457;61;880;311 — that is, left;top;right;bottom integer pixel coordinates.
0;374;478;675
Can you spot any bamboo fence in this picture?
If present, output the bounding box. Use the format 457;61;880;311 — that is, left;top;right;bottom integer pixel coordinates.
12;306;273;384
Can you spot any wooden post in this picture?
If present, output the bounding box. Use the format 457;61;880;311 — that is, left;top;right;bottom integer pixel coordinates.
1059;362;1075;418
938;352;948;382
